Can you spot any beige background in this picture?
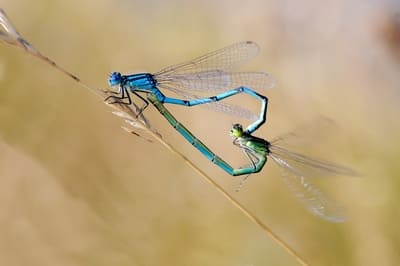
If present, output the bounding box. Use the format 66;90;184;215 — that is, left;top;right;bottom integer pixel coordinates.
1;1;399;265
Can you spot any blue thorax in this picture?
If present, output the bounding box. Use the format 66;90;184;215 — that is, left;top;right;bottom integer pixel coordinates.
123;73;157;92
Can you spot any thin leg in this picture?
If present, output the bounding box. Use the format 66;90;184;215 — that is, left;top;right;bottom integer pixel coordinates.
104;86;132;105
105;87;150;118
235;149;258;191
236;174;251;192
233;138;258;170
131;91;149;117
243;149;258;170
232;138;267;174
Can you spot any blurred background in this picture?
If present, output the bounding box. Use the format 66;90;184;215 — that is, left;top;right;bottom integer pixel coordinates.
0;0;399;265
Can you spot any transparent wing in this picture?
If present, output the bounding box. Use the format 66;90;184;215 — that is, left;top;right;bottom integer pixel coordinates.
157;71;275;92
269;145;358;177
270;116;336;149
154;41;275;92
159;83;258;120
152;42;274;119
269;153;346;223
155;41;260;77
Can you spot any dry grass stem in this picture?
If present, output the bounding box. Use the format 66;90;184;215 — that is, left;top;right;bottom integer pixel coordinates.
0;8;308;265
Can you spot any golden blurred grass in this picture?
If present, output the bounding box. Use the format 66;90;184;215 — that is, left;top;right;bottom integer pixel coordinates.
1;0;400;265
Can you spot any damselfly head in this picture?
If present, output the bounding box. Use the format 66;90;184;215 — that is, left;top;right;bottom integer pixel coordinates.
108;72;122;86
230;123;244;138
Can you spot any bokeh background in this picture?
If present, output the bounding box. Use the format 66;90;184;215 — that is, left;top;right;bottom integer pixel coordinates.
1;0;399;265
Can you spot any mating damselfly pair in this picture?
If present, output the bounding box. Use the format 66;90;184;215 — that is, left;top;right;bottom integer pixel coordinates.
0;7;357;222
107;41;357;222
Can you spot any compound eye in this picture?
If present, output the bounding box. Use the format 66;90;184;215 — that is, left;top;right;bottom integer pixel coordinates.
109;72;122;86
